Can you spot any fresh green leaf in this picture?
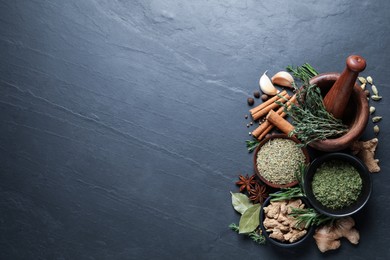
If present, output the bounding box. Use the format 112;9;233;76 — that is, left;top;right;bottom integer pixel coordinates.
239;203;261;234
246;139;259;153
231;192;253;214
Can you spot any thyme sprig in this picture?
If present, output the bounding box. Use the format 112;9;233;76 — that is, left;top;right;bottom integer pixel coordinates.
287;63;319;83
289;208;335;229
229;223;266;244
283;83;348;146
245;139;259;153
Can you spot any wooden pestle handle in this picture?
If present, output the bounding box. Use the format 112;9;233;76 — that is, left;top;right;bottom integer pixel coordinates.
323;55;366;119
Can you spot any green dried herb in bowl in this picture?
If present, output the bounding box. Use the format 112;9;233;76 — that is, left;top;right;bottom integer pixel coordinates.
254;134;310;189
312;159;362;209
304;153;372;218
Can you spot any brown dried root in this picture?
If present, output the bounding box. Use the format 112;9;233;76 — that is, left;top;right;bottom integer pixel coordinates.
263;199;307;243
350;138;380;173
313;217;360;253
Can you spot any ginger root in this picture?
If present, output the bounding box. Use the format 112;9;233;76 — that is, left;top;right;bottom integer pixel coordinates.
263;199;308;243
350;138;380;173
313;217;360;253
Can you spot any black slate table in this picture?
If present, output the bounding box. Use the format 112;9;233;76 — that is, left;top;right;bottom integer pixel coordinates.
1;1;390;259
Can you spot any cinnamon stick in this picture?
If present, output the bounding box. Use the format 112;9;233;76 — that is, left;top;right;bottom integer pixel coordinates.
251;93;290;121
258;124;274;141
252;94;297;139
266;110;295;135
249;90;287;115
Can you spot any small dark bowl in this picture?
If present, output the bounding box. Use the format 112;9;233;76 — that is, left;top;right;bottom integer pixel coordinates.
260;194;314;248
254;134;310;189
304;153;372;217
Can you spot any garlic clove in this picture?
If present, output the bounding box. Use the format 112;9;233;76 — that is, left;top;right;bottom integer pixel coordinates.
271;71;295;89
360;83;366;90
259;71;279;96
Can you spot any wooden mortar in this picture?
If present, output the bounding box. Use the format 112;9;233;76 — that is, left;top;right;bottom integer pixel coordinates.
308;73;369;151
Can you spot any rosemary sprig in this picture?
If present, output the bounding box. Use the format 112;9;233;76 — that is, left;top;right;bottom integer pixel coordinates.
283;83;348;146
229;223;266;244
287;63;319;83
246;139;259;153
269;187;304;202
289;208;335;229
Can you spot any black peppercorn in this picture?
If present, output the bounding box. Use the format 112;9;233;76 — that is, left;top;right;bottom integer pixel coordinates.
261;94;269;101
253;91;260;99
247;97;255;106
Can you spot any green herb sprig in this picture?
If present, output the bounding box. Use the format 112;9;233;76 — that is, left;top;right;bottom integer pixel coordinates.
246;139;259;153
229;223;266;244
289;208;335;229
287;63;319;83
282;83;348;146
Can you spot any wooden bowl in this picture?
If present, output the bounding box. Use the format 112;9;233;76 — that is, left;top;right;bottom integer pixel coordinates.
253;134;310;189
308;73;369;151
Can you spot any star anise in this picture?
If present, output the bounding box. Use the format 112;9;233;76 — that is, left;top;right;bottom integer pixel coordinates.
236;174;257;192
249;183;268;204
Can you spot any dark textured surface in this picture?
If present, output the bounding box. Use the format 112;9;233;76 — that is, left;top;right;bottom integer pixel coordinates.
1;0;390;259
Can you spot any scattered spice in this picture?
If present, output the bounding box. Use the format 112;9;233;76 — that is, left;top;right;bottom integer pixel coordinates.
256;138;306;185
312;160;362;209
261;94;269;101
249;183;268;204
371;95;382;101
369;106;375;114
372;116;382;123
246;124;250;128
254;91;261;98
366;76;373;84
371;85;378;96
360;83;366;90
236;174;257;192
358;77;367;84
245;114;248;119
250;121;253;126
247;97;255;106
374;125;379;135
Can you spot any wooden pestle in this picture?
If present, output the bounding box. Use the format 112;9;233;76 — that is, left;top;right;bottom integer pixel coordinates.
323;55;366;119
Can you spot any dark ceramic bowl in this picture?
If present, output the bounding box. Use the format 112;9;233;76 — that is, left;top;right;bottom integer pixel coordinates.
254;134;310;189
304;153;372;217
260;193;314;248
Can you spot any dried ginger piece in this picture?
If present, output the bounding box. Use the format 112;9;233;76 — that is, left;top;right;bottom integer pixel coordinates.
263;199;308;243
313;217;359;253
350;138;380;173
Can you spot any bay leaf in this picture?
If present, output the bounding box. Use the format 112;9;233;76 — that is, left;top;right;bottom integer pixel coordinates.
231;192;252;215
238;203;261;234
